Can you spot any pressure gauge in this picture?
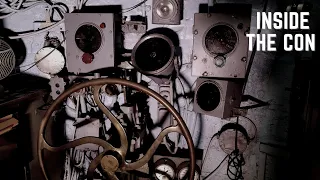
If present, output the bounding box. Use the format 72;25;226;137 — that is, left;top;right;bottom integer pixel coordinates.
35;47;65;75
154;158;176;180
176;161;201;180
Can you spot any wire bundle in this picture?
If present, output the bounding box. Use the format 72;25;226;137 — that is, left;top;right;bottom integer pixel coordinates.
0;0;66;19
122;0;147;13
1;0;77;39
227;150;245;180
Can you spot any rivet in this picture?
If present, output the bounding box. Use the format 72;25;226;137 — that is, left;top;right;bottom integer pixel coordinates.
193;56;197;60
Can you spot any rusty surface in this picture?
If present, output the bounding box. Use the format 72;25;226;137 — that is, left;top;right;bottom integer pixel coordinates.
38;78;195;180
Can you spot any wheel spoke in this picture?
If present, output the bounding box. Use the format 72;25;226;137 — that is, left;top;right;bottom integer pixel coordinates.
93;85;128;155
122;126;181;170
87;150;107;180
39;136;114;152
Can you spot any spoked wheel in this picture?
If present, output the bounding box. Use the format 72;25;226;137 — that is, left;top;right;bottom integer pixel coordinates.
38;78;196;180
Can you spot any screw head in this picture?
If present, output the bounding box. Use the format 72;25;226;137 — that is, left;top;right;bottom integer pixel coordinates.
241;57;247;62
193;55;197;60
202;58;207;63
202;71;208;76
194;30;198;35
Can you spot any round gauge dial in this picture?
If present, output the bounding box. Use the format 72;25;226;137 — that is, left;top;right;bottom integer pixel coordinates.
35;47;65;75
176;161;201;180
156;0;176;18
75;24;102;53
134;37;172;72
196;82;221;112
154;158;176;180
204;24;237;55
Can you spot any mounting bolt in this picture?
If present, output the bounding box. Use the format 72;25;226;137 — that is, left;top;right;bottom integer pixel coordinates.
193;55;197;60
241;57;247;62
194;30;198;35
202;58;207;63
202;71;208;76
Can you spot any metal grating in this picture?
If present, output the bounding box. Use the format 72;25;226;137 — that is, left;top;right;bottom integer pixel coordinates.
0;39;15;80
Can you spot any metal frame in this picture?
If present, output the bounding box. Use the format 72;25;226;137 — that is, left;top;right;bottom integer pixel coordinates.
38;78;196;180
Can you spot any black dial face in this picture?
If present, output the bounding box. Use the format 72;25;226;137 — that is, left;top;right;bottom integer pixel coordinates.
196;82;221;111
75;24;102;53
134;37;172;72
204;25;237;55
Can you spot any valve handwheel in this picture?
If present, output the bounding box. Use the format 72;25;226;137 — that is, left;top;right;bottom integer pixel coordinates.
38;78;196;180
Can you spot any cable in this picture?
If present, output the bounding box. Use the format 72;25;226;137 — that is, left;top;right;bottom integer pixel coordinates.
203;117;248;180
9;37;65;76
121;0;148;13
225;117;245;180
201;132;219;169
227;150;245;180
240;116;257;141
0;0;70;39
8;18;65;39
203;155;228;180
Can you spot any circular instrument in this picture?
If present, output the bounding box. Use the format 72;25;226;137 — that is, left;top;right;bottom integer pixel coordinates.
0;39;15;80
132;33;175;75
196;81;221;112
35;47;65;75
75;24;102;54
155;0;178;19
38;78;196;180
204;24;237;56
154;158;176;180
176;161;201;180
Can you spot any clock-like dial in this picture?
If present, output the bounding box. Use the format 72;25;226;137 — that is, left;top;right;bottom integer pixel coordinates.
176;161;201;180
154;158;176;180
75;24;102;54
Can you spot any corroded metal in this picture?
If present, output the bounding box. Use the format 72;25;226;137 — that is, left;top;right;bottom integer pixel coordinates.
38;78;195;180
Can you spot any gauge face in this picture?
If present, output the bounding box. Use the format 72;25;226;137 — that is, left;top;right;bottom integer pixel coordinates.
75;24;102;53
196;82;221;112
204;24;237;55
155;164;175;180
134;37;172;72
178;167;200;180
154;158;176;180
35;47;65;74
176;161;201;180
156;0;176;18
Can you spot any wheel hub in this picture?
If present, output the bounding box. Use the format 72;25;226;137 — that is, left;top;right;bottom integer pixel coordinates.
101;155;119;172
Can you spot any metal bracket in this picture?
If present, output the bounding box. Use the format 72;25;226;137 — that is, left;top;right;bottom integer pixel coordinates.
121;21;147;34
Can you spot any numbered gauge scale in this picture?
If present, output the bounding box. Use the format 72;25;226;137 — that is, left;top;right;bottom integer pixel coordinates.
153;145;203;180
